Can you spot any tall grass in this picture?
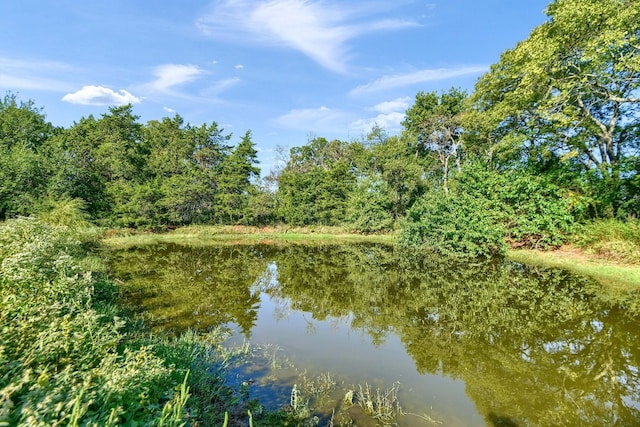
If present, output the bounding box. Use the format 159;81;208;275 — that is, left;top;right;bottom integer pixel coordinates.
0;217;179;425
0;217;300;426
573;219;640;264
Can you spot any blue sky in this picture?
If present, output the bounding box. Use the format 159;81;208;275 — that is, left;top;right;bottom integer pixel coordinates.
1;0;549;174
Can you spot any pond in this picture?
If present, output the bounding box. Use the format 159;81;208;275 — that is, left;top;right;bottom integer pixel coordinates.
109;242;640;426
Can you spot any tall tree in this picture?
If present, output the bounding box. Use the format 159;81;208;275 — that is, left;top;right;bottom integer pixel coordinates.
47;106;143;220
358;126;427;221
135;116;232;226
277;137;358;225
0;94;54;219
216;131;260;224
402;88;467;194
466;0;640;215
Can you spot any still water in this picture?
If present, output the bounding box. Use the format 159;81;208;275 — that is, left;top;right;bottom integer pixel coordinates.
109;243;640;426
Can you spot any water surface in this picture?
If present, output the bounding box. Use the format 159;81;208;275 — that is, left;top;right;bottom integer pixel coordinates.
109;243;640;426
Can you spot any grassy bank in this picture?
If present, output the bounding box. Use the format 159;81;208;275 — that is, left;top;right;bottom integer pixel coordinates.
507;247;640;290
103;224;398;248
103;223;640;290
0;218;317;426
510;219;640;290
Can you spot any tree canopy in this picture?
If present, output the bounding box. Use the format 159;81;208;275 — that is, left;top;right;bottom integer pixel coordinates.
466;0;640;216
0;0;638;254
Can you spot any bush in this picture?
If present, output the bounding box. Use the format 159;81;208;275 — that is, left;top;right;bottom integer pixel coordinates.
346;177;394;233
401;190;506;258
400;162;580;257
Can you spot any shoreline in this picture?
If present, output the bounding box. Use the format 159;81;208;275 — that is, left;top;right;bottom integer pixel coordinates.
102;226;639;290
506;246;640;290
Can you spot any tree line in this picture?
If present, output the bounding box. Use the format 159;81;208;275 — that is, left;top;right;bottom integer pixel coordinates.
1;0;638;256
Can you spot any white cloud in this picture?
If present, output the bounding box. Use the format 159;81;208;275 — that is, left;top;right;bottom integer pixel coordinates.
349;97;411;134
163;106;176;113
371;96;411;114
196;1;418;73
350;66;488;95
274;106;350;132
350;112;405;134
234;64;244;69
62;85;140;106
146;64;204;93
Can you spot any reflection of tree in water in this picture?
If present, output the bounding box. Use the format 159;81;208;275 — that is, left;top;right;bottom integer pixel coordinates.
111;242;640;425
109;243;272;335
271;244;640;426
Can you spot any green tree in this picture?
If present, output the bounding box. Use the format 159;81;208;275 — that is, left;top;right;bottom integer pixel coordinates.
402;88;467;194
277;137;358;225
216;131;260;224
467;0;640;216
129;116;232;226
363;126;427;221
0;93;53;150
46;106;144;221
0;94;55;219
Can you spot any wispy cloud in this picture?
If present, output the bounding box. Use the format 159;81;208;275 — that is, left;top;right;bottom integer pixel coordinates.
0;56;76;92
350;66;488;95
200;77;241;97
62;85;140;106
196;0;418;73
350;96;411;134
274;106;351;132
145;64;205;93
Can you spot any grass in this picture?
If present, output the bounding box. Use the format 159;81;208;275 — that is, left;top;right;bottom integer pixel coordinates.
103;224;398;248
508;219;640;290
103;222;640;291
507;247;640;290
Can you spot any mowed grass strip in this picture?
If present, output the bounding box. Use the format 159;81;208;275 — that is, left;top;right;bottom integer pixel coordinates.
507;248;640;290
103;225;398;248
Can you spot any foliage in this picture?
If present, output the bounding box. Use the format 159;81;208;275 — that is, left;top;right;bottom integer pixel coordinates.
0;93;53;150
401;162;579;256
456;163;580;249
277;137;358;225
466;0;640;216
0;218;177;426
401;188;507;257
0;94;54;220
346;175;394;233
573;218;640;263
402;88;467;193
36;197;94;230
215;131;261;224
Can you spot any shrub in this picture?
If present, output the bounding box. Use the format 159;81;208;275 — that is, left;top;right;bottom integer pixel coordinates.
401;189;506;258
346;177;394;233
400;162;580;256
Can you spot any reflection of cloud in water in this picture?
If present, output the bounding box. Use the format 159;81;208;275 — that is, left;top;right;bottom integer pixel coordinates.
111;243;640;426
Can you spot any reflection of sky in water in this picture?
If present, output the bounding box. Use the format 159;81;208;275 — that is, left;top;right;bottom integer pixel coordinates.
232;262;484;426
113;243;640;426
